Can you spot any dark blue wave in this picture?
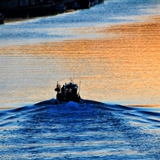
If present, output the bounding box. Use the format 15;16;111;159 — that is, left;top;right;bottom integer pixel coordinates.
0;99;160;159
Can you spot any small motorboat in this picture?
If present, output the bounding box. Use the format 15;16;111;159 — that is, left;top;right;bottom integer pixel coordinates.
55;2;66;12
55;81;81;103
0;13;4;24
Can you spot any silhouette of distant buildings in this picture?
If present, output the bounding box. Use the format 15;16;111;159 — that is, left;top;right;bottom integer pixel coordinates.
0;0;104;18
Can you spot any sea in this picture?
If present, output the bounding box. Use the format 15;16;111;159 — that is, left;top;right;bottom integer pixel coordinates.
0;0;160;159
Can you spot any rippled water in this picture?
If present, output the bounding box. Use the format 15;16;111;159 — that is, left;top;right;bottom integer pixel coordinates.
0;0;160;159
0;0;160;108
0;100;160;159
0;0;160;46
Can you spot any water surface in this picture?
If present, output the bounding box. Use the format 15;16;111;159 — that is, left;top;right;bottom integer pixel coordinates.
0;0;160;159
0;100;160;159
0;0;160;107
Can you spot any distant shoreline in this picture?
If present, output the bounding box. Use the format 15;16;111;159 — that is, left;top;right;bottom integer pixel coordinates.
4;9;75;24
4;9;76;24
2;0;104;24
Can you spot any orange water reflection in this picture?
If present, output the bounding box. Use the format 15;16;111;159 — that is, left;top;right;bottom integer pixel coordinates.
0;16;160;107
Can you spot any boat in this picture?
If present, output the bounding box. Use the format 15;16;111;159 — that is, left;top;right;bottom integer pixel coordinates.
0;13;4;24
80;0;91;9
55;2;66;12
55;81;81;103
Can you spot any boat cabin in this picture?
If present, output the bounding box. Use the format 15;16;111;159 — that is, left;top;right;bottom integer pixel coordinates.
55;82;81;102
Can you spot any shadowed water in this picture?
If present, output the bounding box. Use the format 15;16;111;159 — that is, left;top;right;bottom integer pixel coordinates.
0;100;160;159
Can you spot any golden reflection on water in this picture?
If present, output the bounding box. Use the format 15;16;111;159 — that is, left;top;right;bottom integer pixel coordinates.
0;16;160;107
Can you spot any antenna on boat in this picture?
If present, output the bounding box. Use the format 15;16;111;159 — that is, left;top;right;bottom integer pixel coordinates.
71;71;75;83
78;79;81;95
70;71;75;83
70;77;73;82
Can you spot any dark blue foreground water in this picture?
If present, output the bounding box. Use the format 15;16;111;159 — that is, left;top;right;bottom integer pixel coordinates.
0;100;160;159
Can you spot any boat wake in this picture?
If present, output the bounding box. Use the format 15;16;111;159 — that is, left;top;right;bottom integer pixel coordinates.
0;99;160;159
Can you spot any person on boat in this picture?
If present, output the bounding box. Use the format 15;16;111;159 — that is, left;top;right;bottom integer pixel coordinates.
55;82;61;93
